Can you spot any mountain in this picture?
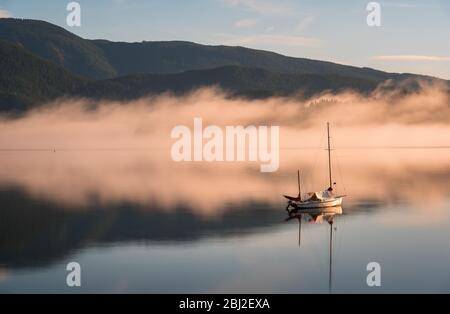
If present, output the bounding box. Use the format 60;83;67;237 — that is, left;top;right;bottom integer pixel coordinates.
0;18;448;112
0;41;376;111
0;40;86;111
92;39;406;82
0;18;436;83
0;18;116;79
77;65;378;100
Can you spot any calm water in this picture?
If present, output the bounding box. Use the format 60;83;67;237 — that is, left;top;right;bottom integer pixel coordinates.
0;148;449;293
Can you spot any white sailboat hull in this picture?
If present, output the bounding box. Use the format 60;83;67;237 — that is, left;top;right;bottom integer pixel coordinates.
289;196;343;209
285;123;346;211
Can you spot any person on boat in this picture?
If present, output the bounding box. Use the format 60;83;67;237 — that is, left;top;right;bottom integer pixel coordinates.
328;182;337;192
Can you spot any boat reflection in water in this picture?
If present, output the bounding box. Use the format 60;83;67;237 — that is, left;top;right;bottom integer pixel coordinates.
285;206;343;293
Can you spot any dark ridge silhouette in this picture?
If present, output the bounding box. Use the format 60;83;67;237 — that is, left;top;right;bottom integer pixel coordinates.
0;18;116;79
0;40;86;111
75;65;379;100
1;18;438;82
0;18;448;112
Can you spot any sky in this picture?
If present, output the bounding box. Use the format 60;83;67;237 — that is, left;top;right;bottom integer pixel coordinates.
0;0;449;79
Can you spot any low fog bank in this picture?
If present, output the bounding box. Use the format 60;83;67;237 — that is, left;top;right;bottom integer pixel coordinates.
0;80;449;149
0;81;449;214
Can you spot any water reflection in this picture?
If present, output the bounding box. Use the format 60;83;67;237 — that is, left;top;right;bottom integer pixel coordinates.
0;148;448;214
286;206;343;293
0;188;285;269
0;147;449;271
0;148;449;292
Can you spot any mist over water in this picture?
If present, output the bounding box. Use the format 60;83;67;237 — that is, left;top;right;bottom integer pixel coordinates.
0;84;449;214
0;83;450;293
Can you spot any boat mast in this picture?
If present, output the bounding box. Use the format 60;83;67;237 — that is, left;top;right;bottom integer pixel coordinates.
297;170;302;201
327;122;333;190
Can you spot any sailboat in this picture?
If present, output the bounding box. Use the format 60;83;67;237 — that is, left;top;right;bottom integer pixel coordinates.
284;122;345;210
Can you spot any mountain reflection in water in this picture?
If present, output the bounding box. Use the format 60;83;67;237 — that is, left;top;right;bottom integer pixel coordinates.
0;147;449;293
0;148;448;212
0;188;287;269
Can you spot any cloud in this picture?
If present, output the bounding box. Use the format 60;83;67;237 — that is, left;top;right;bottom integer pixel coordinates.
234;18;258;28
221;0;293;15
0;8;12;18
373;55;450;62
296;16;315;32
215;33;321;47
